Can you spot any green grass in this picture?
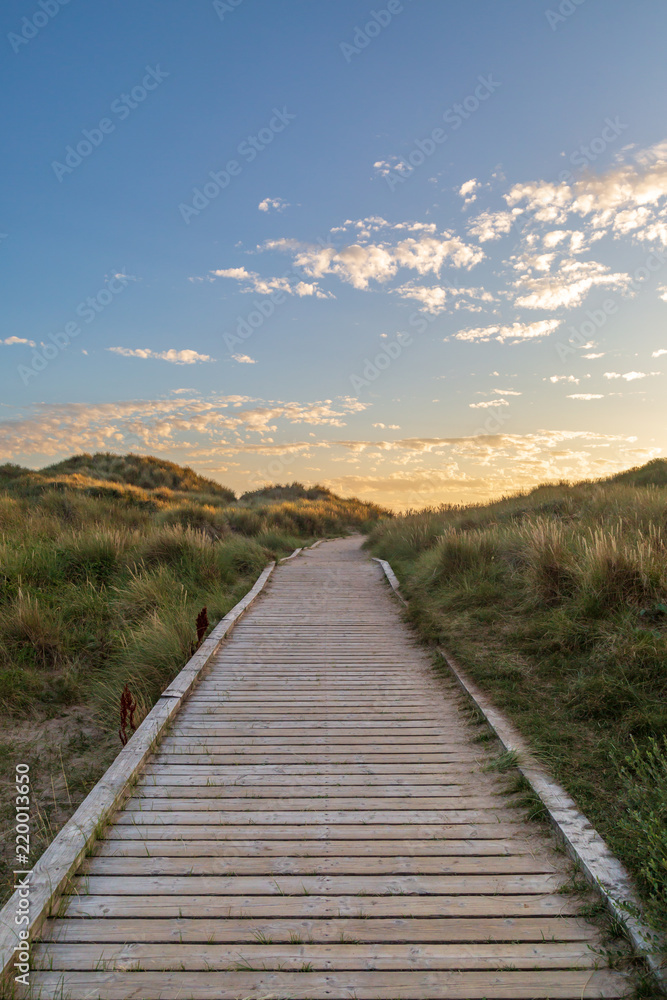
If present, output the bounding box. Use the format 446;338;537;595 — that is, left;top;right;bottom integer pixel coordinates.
365;473;667;942
0;453;389;904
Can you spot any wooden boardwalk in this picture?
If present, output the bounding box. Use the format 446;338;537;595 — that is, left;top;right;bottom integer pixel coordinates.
30;537;628;998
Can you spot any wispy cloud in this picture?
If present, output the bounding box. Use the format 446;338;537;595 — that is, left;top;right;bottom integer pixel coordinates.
603;370;660;381
263;227;484;291
210;266;330;298
107;347;214;364
453;319;561;343
469;398;510;408
258;197;289;212
459;178;481;206
2;336;35;347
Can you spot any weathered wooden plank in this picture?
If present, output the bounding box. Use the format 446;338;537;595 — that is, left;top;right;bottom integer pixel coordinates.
138;763;490;795
82;854;559;876
136;779;498;794
149;753;484;765
38;915;600;944
73;873;563;896
32;940;603;971
27;969;628;998
58;892;585;919
128;794;510;810
94;837;535;857
114;808;523;824
105;822;526;839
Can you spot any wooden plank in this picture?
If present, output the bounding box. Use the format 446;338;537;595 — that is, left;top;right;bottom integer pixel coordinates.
105;822;524;840
82;854;559;876
138;768;490;783
128;795;509;810
138;762;487;774
135;779;498;794
32;940;603;971
73;873;563;895
114;808;524;824
156;740;476;751
57;892;585;919
149;753;484;765
27;969;628;998
123;797;516;813
94;837;535;857
38;915;600;944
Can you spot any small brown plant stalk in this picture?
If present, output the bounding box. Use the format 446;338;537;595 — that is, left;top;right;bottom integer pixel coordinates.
119;684;138;746
195;606;209;647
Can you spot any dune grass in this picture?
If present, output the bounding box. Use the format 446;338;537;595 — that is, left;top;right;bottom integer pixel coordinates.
366;479;667;939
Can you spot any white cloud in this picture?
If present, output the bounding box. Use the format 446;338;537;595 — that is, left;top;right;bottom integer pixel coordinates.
658;285;667;302
454;318;561;344
652;348;667;358
583;352;605;359
467;209;514;242
2;336;35;347
507;140;667;242
258;197;289;213
393;283;494;315
492;388;522;395
108;348;213;364
231;354;256;364
0;396;369;461
372;422;400;429
548;375;580;383
567;393;604;400
603;370;659;381
469;398;509;409
211;267;292;295
210;266;329;299
513;258;631;310
263;231;484;292
459;178;480;206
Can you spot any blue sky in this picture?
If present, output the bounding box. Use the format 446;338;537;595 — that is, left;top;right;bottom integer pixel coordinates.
2;0;667;507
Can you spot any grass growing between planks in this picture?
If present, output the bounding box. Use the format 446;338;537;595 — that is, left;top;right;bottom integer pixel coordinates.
0;452;389;903
365;472;667;942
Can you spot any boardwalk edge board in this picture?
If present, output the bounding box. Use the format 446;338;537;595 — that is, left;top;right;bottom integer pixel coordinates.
0;549;306;983
374;554;667;986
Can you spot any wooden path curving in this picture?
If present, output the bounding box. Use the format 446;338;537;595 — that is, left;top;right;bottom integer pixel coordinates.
29;537;628;998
